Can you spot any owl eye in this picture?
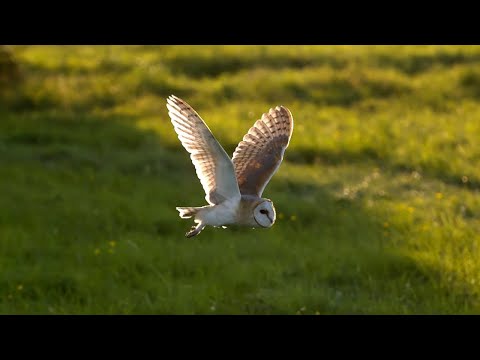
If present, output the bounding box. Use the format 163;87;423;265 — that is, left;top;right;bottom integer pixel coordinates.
260;209;268;215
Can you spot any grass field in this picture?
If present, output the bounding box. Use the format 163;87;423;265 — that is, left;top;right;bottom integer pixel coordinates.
1;45;479;314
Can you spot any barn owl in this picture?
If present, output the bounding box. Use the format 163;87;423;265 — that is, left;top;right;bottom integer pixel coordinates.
166;95;293;238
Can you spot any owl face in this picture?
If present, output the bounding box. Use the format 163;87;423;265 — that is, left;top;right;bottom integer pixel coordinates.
253;200;276;228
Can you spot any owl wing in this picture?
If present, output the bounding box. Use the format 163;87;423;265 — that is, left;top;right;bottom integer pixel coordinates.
166;95;240;205
232;106;293;197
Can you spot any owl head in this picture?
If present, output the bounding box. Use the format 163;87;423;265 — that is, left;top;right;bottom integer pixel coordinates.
253;199;276;228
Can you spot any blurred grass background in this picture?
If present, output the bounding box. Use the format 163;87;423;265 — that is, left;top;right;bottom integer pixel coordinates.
0;45;479;314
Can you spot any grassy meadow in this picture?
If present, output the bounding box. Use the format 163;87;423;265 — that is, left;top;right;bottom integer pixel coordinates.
1;45;479;314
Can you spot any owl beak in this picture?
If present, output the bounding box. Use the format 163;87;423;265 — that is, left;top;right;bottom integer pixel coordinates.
266;214;273;224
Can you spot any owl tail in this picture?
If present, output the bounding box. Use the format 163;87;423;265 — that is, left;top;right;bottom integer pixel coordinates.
176;207;200;219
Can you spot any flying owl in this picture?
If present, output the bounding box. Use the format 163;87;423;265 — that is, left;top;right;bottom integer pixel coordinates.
166;95;294;238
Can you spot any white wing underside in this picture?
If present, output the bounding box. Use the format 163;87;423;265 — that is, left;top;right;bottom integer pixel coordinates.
166;95;240;205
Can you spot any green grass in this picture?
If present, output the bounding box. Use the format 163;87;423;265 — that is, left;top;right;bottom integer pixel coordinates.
1;45;479;314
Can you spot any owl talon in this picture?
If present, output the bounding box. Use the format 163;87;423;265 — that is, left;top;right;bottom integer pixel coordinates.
185;223;205;238
185;226;196;238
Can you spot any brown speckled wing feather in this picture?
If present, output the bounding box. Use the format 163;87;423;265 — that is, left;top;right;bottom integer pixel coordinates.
167;95;240;205
232;106;293;197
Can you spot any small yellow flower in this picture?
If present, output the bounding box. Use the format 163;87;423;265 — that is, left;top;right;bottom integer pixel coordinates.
17;284;23;291
278;213;284;220
435;192;443;200
109;241;116;248
94;248;101;256
290;215;297;221
383;222;389;228
315;311;321;315
407;206;415;214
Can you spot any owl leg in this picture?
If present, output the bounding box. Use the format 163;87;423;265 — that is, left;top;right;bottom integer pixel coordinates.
185;222;205;238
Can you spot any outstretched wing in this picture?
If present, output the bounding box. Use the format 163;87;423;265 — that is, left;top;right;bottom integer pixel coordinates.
166;95;240;205
232;106;293;197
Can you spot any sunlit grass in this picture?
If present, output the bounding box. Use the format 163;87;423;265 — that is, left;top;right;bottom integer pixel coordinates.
0;45;479;314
